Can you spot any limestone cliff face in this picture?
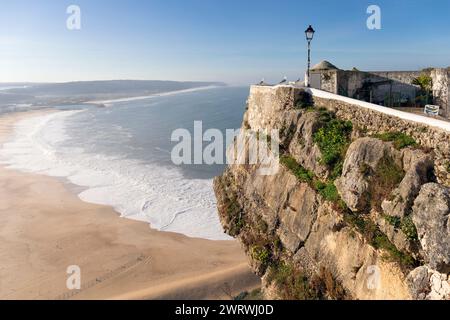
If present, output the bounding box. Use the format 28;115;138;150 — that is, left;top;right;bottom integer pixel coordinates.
214;85;450;300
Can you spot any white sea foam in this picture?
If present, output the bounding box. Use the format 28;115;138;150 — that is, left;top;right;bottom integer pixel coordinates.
0;111;230;240
86;86;221;105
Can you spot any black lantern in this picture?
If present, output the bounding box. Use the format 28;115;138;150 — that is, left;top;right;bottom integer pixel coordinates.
305;25;315;41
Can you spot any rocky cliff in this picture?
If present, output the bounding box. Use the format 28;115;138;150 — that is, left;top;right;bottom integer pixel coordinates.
214;85;450;300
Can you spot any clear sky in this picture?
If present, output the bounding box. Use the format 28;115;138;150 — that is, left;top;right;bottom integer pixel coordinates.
1;0;450;84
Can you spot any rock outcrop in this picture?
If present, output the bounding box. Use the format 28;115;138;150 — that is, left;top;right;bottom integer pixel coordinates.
278;183;320;253
412;183;450;272
382;150;434;219
214;85;450;300
287;112;329;178
335;138;403;213
407;266;450;300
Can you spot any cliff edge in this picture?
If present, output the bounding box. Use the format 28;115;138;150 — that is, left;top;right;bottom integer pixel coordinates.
214;85;450;300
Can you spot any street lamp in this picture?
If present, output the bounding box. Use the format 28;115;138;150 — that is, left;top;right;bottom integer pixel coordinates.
305;25;315;87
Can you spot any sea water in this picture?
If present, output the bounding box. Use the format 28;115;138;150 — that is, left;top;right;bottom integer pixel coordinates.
0;86;248;240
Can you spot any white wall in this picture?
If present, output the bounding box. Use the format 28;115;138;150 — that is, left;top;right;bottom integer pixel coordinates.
307;88;450;133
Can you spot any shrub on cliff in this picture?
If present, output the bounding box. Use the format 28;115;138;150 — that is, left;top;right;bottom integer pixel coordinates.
313;114;353;178
400;216;419;242
314;181;340;202
384;215;401;228
251;245;271;267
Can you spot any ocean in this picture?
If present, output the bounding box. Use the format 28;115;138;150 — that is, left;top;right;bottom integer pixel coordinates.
0;86;248;240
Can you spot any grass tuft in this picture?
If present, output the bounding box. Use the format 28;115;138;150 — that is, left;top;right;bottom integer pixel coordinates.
401;216;419;241
374;132;417;150
315;181;340;202
251;245;271;267
384;215;401;229
280;155;314;183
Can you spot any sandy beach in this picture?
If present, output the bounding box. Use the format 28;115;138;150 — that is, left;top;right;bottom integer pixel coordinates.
0;110;259;300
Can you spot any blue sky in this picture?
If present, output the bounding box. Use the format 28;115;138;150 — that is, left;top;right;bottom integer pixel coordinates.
1;0;449;84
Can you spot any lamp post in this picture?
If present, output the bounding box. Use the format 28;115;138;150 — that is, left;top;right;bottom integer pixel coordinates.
305;25;315;87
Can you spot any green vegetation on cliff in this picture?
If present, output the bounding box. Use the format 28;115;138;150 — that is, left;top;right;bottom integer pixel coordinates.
384;215;401;229
401;216;419;241
215;175;245;237
373;132;417;150
313;110;353;179
384;215;419;242
314;181;340;203
278;125;415;273
369;153;405;211
251;245;271;267
280;155;314;183
266;262;347;300
280;155;343;207
280;144;417;270
344;211;417;270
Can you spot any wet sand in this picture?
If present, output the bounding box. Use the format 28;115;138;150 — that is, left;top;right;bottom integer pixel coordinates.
0;111;259;300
